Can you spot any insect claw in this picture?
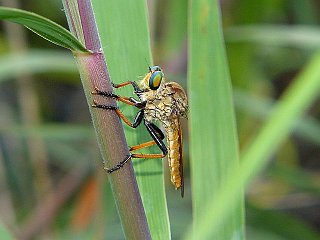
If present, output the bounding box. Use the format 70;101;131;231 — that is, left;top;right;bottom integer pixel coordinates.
91;86;100;94
91;101;97;107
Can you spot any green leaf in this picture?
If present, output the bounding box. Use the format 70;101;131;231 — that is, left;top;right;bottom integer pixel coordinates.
238;51;320;188
187;0;244;239
234;89;320;145
92;0;170;239
0;7;87;52
186;50;320;240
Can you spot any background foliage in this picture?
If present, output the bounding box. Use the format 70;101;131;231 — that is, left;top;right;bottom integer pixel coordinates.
0;0;319;239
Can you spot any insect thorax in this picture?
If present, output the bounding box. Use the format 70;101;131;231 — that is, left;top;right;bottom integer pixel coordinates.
142;82;188;124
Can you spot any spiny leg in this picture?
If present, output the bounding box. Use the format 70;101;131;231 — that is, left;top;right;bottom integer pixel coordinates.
105;154;132;173
92;86;146;108
91;103;167;170
104;140;165;173
92;100;144;128
91;86;168;171
92;91;145;172
106;140;165;174
91;100;141;173
91;87;138;107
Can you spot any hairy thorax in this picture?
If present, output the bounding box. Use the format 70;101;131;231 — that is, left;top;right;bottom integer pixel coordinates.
141;82;188;127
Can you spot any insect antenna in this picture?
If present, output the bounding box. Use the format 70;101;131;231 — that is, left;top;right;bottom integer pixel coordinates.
144;58;152;72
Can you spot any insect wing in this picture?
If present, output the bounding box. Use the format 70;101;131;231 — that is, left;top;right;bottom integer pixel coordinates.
167;82;188;116
168;82;187;100
166;82;187;197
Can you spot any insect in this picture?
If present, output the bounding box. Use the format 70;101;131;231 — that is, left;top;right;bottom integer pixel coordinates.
91;66;188;197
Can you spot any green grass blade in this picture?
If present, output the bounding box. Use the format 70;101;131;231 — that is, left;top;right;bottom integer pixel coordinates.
0;50;77;82
234;89;320;145
186;51;320;240
0;7;87;52
239;51;320;185
92;0;170;239
187;0;244;239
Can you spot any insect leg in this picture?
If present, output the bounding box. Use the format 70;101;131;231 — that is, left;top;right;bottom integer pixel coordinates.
128;97;146;108
92;101;144;128
148;123;165;140
144;120;168;156
91;102;143;173
126;122;167;159
129;139;166;158
130;140;157;151
131;153;165;159
103;121;161;172
130;109;144;128
112;81;143;93
104;154;132;173
92;87;144;108
128;123;165;151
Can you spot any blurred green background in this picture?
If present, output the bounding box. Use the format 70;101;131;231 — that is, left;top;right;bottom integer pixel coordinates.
0;0;320;239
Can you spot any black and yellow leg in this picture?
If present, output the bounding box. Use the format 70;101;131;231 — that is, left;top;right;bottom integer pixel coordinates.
129;140;166;159
92;101;144;128
91;87;143;107
91;84;168;172
105;154;132;173
106;139;165;173
102;121;168;172
127;121;167;157
129;140;157;151
131;153;166;159
144;120;168;156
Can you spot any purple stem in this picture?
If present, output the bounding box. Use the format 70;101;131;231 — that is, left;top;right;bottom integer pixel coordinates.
77;0;100;52
62;0;151;239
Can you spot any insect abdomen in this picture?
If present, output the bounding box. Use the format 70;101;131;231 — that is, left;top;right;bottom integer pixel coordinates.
165;119;183;189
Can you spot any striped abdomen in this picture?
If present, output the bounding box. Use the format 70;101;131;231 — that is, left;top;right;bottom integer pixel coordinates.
165;118;184;193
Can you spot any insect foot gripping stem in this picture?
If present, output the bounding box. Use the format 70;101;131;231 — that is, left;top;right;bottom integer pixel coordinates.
91;100;118;110
104;154;132;173
91;86;119;99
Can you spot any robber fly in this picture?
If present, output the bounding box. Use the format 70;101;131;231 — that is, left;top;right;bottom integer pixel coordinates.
91;66;188;197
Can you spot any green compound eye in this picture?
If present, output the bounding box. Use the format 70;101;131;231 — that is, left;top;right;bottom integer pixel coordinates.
149;71;163;90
